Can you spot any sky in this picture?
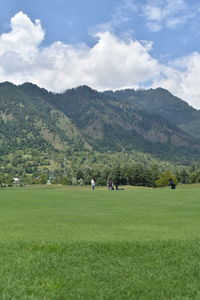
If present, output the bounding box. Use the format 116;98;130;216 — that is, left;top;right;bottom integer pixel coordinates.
0;0;200;108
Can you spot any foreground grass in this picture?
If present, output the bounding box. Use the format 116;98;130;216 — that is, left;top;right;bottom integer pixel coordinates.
1;240;200;299
1;185;200;299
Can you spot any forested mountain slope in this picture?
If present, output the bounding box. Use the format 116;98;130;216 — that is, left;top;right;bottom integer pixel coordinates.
0;82;90;155
0;82;200;163
105;88;200;138
45;85;200;159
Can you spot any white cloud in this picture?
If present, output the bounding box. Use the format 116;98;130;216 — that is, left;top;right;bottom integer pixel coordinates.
0;12;160;91
0;11;44;60
1;12;200;109
91;0;138;35
140;0;194;32
86;32;159;89
93;0;199;35
152;52;200;109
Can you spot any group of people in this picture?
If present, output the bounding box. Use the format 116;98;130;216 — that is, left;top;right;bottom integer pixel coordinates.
91;178;176;190
91;179;124;191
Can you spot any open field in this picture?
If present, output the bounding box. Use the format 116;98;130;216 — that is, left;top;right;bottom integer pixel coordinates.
1;185;200;299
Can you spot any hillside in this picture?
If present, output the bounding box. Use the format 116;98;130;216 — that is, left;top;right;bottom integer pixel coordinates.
105;88;200;138
45;85;200;160
0;82;200;165
0;82;90;156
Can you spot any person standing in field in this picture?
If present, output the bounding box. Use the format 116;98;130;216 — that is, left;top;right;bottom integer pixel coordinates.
107;180;114;190
91;179;95;191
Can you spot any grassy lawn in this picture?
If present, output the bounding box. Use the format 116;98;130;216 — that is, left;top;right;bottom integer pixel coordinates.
1;185;200;299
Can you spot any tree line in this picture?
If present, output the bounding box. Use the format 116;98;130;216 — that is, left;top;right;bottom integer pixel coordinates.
1;149;200;188
2;160;200;188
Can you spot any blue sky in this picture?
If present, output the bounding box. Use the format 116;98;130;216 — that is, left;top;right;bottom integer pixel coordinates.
0;0;200;108
1;0;199;59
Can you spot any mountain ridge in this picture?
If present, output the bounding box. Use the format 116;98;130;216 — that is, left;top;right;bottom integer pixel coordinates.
0;81;200;164
104;87;200;138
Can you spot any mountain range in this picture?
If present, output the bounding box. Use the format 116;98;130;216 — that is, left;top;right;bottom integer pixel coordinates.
0;81;200;164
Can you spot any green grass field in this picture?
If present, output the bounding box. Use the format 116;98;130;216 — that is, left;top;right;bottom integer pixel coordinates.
1;185;200;299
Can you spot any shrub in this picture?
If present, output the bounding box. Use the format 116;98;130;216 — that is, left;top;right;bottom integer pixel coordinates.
155;171;178;187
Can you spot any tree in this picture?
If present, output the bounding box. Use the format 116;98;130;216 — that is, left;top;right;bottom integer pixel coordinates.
111;165;122;187
155;171;178;187
178;168;190;184
40;173;47;184
189;169;200;183
60;176;71;185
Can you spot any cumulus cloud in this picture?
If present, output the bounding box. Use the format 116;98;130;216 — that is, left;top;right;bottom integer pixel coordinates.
0;11;44;60
0;11;160;91
1;11;200;109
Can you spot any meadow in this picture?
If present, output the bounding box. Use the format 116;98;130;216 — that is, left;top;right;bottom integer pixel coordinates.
1;185;200;299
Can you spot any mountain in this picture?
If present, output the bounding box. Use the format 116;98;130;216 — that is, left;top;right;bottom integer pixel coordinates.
104;88;200;138
0;82;200;164
45;85;200;160
0;82;91;156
